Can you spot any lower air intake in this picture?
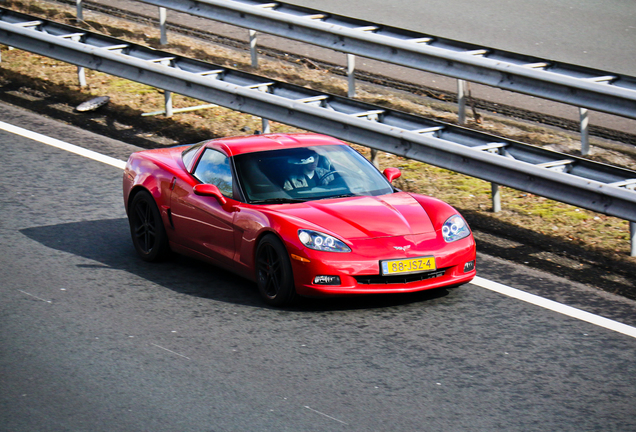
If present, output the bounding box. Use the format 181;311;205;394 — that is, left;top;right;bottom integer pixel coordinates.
354;269;447;285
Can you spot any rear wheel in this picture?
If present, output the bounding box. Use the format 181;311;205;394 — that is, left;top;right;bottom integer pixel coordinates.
256;234;297;306
129;190;170;262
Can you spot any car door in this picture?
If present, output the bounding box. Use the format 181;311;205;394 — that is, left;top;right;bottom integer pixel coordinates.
169;147;238;267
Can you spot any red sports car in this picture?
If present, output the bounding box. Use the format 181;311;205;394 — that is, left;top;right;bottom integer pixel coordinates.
123;133;476;305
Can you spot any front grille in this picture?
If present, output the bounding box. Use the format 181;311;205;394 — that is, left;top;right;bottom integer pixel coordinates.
354;268;447;285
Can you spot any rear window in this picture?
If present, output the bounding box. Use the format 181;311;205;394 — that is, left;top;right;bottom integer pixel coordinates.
182;142;204;172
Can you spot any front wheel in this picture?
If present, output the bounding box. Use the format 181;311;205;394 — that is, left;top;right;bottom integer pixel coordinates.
128;190;170;262
255;234;297;306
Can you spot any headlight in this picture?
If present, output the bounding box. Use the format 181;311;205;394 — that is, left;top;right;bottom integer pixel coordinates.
298;229;351;252
442;215;470;243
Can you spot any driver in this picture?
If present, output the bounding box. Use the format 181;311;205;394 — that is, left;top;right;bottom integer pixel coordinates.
283;150;331;190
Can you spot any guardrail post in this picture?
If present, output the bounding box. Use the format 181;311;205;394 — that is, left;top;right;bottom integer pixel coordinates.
347;54;356;98
492;183;501;212
580;107;590;155
370;149;379;168
164;90;173;117
261;118;270;133
457;79;467;125
631;222;636;257
249;30;258;68
77;66;86;87
76;0;83;21
159;7;168;45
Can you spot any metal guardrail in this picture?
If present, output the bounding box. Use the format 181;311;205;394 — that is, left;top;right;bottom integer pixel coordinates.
127;0;636;121
0;8;635;253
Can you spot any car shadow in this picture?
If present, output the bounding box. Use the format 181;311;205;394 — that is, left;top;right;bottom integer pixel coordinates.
20;218;452;311
293;288;452;312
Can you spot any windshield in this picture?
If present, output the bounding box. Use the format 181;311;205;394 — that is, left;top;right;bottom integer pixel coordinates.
233;145;394;203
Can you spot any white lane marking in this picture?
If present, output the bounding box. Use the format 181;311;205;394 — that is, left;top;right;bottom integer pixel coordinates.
3;121;636;340
150;343;191;360
472;276;636;339
0;120;127;169
304;406;348;425
18;290;52;304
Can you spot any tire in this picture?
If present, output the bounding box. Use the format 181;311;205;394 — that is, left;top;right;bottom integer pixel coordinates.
255;234;297;306
128;190;170;262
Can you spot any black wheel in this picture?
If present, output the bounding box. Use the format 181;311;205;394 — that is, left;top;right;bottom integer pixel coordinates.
128;190;170;262
255;234;297;306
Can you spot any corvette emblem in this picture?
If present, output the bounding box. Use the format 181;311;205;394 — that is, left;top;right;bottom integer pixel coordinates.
393;245;411;251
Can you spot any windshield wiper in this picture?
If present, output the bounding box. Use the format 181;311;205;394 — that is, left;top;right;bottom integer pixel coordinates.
319;193;359;200
250;198;307;204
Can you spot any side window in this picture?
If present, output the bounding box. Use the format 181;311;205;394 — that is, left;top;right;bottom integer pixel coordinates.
193;149;233;197
182;142;204;172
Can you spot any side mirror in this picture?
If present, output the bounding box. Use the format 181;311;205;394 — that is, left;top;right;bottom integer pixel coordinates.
383;167;402;183
193;183;228;205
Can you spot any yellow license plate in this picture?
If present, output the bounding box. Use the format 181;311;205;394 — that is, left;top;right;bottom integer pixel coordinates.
381;256;436;275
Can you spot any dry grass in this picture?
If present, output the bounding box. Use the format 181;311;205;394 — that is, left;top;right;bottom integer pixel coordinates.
1;0;635;262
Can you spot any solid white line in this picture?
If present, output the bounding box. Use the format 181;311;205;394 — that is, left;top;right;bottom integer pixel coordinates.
472;276;636;339
18;290;52;304
0;120;127;169
304;406;348;425
3;121;636;340
150;343;191;360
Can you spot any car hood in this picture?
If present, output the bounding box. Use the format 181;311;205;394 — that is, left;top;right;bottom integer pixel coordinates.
279;192;435;240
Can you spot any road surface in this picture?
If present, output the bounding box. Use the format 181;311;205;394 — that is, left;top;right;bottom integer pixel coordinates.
1;103;635;431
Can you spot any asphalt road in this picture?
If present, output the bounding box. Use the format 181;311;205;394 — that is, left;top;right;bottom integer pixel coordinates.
2;104;636;431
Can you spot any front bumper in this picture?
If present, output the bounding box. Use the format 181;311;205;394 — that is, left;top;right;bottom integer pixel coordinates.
289;235;476;297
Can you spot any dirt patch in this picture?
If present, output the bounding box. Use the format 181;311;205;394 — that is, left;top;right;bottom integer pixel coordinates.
2;0;636;299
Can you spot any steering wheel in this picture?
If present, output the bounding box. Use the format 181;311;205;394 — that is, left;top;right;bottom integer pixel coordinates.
317;170;349;185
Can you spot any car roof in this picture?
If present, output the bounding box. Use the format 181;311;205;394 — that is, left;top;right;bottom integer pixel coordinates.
206;133;346;157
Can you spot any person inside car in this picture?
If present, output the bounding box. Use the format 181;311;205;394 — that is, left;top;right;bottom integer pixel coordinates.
283;150;332;190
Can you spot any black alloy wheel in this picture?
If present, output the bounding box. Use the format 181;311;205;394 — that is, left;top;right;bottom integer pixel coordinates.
129;190;170;262
256;234;297;306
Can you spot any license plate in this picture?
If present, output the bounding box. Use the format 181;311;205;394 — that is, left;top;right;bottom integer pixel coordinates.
381;256;436;276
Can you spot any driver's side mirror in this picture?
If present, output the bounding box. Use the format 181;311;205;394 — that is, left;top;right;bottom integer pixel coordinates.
383;167;402;183
193;183;228;205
